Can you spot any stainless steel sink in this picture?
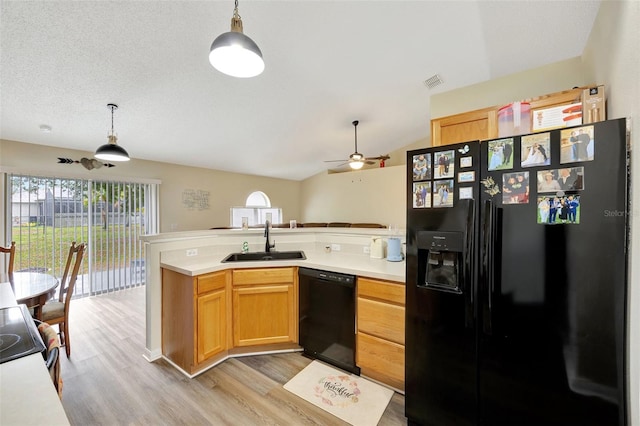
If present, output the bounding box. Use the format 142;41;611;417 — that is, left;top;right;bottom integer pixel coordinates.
221;250;306;263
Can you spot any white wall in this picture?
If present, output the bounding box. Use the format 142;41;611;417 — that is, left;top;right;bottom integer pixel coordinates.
582;1;640;423
299;165;406;228
431;56;588;119
0;139;301;235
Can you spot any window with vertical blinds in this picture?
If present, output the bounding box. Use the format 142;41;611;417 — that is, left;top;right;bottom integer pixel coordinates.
7;174;158;297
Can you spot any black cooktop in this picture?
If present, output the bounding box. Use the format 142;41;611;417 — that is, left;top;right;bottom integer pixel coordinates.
0;305;46;364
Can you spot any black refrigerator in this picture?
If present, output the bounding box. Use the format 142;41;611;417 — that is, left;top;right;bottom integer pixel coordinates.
405;118;628;425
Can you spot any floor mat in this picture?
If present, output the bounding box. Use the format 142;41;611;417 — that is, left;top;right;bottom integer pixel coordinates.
283;360;394;426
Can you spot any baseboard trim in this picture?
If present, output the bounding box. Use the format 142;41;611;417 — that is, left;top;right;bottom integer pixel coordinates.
143;347;163;362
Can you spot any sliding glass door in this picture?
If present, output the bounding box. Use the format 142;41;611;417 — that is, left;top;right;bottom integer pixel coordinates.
8;174;158;297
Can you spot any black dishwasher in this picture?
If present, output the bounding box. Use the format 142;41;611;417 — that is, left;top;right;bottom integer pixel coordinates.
298;267;360;375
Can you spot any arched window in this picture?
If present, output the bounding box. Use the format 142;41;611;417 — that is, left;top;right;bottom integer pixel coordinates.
230;191;282;227
245;191;271;207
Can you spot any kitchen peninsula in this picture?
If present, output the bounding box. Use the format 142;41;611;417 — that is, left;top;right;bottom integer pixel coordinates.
142;227;406;387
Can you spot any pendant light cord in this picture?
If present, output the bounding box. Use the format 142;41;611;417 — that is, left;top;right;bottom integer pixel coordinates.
110;105;115;136
233;0;241;19
107;103;118;142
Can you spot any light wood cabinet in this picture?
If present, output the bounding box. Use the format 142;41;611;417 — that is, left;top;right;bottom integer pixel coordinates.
162;268;231;374
431;106;498;147
232;267;298;347
197;288;226;363
163;264;410;386
431;86;586;146
356;277;405;390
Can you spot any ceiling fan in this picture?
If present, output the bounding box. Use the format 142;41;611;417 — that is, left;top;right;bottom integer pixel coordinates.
324;120;390;170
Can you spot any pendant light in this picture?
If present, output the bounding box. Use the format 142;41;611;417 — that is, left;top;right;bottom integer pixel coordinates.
209;0;264;78
95;103;130;162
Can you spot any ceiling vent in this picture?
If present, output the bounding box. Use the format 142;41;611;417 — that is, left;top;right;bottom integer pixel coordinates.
423;74;444;90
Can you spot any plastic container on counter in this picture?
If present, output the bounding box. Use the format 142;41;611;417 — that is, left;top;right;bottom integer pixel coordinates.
498;101;531;137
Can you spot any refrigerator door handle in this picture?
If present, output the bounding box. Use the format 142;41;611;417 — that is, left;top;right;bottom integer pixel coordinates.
482;199;495;334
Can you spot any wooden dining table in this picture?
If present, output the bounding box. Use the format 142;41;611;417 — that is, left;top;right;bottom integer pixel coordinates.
0;272;59;320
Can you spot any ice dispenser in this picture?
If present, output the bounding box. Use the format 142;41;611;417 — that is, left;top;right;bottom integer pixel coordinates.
417;230;465;293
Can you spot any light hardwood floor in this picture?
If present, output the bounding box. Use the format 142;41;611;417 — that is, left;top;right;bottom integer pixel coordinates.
59;286;407;425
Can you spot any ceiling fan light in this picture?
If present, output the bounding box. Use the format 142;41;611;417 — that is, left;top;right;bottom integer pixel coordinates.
350;160;364;170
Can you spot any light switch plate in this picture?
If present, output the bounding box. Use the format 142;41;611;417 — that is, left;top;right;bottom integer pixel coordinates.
186;249;198;257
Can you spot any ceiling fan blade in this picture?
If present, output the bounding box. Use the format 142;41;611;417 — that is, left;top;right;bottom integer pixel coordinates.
365;154;390;161
324;159;349;163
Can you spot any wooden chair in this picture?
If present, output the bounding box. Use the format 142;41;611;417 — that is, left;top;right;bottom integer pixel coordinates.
34;319;62;397
1;241;16;275
41;242;86;358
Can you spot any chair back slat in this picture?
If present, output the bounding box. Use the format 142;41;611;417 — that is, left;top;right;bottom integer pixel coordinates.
58;242;86;304
1;241;16;275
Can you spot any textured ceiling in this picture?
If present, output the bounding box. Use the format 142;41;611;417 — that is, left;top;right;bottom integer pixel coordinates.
0;1;601;181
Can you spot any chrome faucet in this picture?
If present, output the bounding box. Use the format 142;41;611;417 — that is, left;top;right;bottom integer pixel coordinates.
264;220;275;252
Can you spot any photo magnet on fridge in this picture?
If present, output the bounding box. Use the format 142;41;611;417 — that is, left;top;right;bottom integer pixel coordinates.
502;172;530;204
434;150;455;179
459;187;473;200
412;153;431;181
412;182;431;208
458;171;475;183
538;195;580;224
560;125;595;163
521;133;551;167
433;179;454;208
488;138;514;171
537;167;584;193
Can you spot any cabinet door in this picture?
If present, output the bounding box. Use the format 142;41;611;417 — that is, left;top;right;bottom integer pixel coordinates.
357;332;405;391
431;108;498;146
197;288;226;363
233;284;295;347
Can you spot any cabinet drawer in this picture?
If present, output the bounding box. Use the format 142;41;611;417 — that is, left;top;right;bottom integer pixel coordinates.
358;277;405;305
197;271;227;295
357;332;404;389
233;267;294;286
358;298;405;345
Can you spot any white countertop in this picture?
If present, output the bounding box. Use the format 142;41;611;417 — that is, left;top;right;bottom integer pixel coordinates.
160;249;405;283
0;283;70;426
